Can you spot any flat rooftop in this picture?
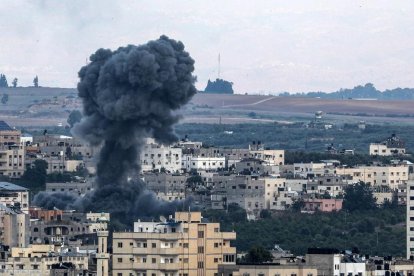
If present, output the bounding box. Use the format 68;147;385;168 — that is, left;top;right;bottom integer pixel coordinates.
0;182;28;191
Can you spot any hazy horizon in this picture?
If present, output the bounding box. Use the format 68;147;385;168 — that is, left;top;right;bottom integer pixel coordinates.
1;1;413;94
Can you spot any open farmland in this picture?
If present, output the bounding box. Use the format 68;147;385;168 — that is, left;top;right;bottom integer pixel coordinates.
1;87;414;127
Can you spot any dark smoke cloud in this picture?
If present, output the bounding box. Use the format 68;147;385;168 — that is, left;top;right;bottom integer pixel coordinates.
33;35;196;224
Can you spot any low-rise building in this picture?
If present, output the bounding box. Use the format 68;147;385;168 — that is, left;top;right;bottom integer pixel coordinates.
369;134;406;156
140;138;182;173
0;182;29;213
303;198;343;212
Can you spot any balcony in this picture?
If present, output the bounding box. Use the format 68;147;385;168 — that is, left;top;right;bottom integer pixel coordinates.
114;262;180;271
132;247;181;255
208;232;236;240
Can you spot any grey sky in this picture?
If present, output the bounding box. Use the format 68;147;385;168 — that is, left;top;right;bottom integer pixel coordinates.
0;0;413;94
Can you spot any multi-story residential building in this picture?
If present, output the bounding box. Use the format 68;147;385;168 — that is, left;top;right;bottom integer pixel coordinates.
30;211;109;245
182;155;225;171
140;138;182;173
306;175;353;197
339;165;409;189
293;163;326;179
235;158;279;176
0;203;29;247
211;175;266;212
369;134;406;156
0;182;29;213
0;245;90;275
0;143;25;178
143;173;188;201
306;248;366;276
249;149;284;166
112;212;237;276
0;120;21;144
46;180;94;196
407;179;414;259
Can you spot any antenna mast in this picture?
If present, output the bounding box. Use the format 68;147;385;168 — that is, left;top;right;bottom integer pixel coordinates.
218;53;221;79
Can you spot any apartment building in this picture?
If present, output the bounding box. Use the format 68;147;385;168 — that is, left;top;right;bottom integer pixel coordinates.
249;149;284;166
293;163;326;179
30;211;109;245
369;134;406;156
0;203;29;248
306;175;352;197
112;212;236;276
45;180;94;196
0;246;89;275
339;165;408;189
211;175;266;212
143;173;188;201
235;158;279;176
141;138;182;173
0;120;21;144
0;182;29;213
182;155;225;172
0;143;25;178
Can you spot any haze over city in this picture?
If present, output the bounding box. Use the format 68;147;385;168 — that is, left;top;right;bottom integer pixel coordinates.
1;0;414;93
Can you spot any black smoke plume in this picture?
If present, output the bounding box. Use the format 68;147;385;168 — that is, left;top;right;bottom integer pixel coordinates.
34;35;196;224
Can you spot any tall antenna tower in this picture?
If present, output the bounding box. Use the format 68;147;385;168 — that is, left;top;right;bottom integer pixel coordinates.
218;53;221;79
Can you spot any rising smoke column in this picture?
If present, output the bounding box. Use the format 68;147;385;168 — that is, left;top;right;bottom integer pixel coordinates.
34;36;196;224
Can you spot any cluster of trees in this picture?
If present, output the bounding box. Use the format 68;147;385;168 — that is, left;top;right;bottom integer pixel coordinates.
0;73;39;88
203;202;405;256
280;83;414;100
204;78;234;94
175;123;414;154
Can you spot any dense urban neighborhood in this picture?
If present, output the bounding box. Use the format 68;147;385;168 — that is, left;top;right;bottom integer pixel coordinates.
0;118;413;275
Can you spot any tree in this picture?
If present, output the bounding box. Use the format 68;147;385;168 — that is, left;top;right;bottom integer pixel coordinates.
343;182;377;212
21;159;48;192
67;110;82;128
0;74;8;87
242;246;273;264
33;75;39;87
12;78;18;88
291;198;305;212
1;94;8;105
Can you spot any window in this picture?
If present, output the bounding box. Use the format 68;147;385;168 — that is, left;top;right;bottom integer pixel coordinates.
183;243;189;248
214;258;219;263
152;258;156;263
224;254;235;263
214;227;219;232
118;258;123;263
198;246;204;253
142;258;147;263
118;242;123;248
152;243;156;248
214;243;219;248
197;261;204;269
198;231;204;238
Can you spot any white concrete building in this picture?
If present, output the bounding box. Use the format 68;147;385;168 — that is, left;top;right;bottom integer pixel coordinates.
293;162;326;179
182;155;225;171
140;138;182;173
369;134;406;156
0;182;29;213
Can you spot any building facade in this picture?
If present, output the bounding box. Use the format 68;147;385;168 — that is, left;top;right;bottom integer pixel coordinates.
112;212;236;276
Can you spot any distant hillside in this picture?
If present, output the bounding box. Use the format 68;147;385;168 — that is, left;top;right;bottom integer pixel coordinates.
203;78;234;94
280;83;414;100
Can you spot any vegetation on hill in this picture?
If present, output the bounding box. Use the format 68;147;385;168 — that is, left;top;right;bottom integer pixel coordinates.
280;83;414;100
204;78;234;94
203;204;406;256
175;123;414;155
